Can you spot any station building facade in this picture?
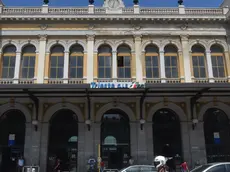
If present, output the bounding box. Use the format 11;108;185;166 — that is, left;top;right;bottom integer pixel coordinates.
0;0;230;171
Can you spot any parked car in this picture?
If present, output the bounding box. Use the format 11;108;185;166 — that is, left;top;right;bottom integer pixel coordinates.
191;162;230;172
119;165;157;172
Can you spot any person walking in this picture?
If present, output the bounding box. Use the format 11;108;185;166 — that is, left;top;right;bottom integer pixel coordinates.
180;161;189;172
54;158;61;172
17;156;24;172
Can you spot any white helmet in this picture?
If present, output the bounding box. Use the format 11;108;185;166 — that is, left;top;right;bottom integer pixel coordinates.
154;156;166;169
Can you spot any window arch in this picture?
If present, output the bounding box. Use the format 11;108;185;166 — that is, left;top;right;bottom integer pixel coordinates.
210;44;226;78
104;136;117;145
98;45;112;78
191;44;207;78
49;45;64;79
69;44;84;78
1;45;16;78
117;45;131;78
145;44;160;78
164;44;179;78
21;45;36;79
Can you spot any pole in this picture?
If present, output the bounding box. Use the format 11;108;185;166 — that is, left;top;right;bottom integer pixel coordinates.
98;144;100;172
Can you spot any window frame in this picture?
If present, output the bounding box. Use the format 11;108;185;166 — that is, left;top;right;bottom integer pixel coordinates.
211;52;226;78
191;52;208;78
20;52;36;79
164;52;179;78
69;52;84;79
145;52;160;79
49;51;64;79
1;52;16;79
117;52;131;79
98;52;112;79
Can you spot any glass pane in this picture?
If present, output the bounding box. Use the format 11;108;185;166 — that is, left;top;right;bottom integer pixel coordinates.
200;67;206;78
192;56;198;66
164;56;170;67
21;68;28;78
69;68;76;78
211;56;217;66
69;56;77;67
217;56;224;66
146;68;152;78
2;56;9;67
8;67;15;78
28;68;34;78
57;56;64;67
10;57;16;67
208;165;226;172
98;56;104;66
124;68;131;78
105;56;111;66
124;56;130;66
77;56;83;66
153;68;159;78
212;67;218;77
218;67;225;77
145;56;151;66
165;68;171;78
57;68;63;78
171;56;177;66
50;56;57;67
105;67;111;78
50;68;57;78
118;68;124;78
199;56;205;66
29;56;35;66
193;67;199;78
98;68;104;78
2;68;9;78
22;57;29;67
153;56;158;67
77;68;83;78
172;67;178;78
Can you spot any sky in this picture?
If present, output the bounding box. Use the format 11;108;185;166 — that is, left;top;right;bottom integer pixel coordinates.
1;0;224;7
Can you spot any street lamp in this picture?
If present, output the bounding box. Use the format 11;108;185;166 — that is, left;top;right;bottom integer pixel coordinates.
140;119;145;130
178;0;183;5
85;119;91;131
192;119;198;130
43;0;49;5
89;0;94;5
133;0;139;5
32;120;38;132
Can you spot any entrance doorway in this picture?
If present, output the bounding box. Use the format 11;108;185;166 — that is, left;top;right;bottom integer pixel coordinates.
101;109;130;169
204;108;230;162
0;110;26;172
47;109;78;172
152;109;182;164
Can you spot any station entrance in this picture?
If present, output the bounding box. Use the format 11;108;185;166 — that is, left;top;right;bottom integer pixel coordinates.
0;110;26;172
100;109;130;169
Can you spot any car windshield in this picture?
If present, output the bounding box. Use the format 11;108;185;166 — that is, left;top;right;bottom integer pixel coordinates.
191;165;212;172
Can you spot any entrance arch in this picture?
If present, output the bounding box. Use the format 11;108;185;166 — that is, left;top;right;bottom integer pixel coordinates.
204;108;230;162
101;109;130;169
47;109;78;172
152;108;182;163
0;110;26;172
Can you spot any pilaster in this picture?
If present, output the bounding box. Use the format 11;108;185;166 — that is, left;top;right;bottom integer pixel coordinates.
24;123;32;165
206;50;214;82
13;51;21;84
134;35;142;82
87;35;95;82
130;122;138;162
159;51;166;83
112;51;117;79
63;51;69;83
78;123;86;172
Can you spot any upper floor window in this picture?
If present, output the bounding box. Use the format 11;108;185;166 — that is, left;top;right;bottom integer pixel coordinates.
191;44;207;78
49;45;64;79
211;44;226;78
21;45;36;79
2;45;16;78
117;45;131;78
145;44;160;78
98;45;112;78
164;44;178;78
69;44;84;78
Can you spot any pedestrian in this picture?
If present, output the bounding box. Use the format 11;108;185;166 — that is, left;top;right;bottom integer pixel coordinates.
100;160;105;172
129;156;134;166
180;161;189;172
17;156;24;172
54;158;61;172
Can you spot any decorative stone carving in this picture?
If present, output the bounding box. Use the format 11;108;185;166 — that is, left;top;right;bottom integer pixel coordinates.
88;24;95;30
38;34;47;41
134;34;142;41
40;24;48;30
86;34;95;41
180;23;188;30
132;24;142;31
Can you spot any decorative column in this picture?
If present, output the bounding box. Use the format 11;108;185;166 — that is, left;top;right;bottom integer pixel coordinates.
145;122;153;164
63;50;69;83
178;50;185;82
44;51;50;83
130;122;138;162
93;123;101;157
86;35;95;83
83;51;88;82
159;51;166;83
134;35;143;82
206;50;214;82
37;35;47;84
13;51;21;84
112;51;117;80
141;51;146;80
24;123;32;165
131;50;136;80
180;35;191;82
78;123;85;172
224;51;230;82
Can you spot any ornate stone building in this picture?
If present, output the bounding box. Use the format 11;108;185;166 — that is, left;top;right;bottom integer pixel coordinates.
0;0;230;171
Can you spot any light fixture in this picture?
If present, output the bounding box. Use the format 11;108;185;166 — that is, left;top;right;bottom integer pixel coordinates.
140;119;145;130
192;119;198;130
85;120;91;131
32;120;38;131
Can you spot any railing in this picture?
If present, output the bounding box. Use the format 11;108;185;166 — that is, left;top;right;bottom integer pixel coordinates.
0;6;226;16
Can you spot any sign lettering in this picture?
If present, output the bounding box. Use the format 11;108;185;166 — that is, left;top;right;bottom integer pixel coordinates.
90;82;145;89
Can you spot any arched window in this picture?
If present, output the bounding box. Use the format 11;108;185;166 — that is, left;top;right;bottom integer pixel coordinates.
49;45;64;79
191;44;207;78
164;44;179;78
145;44;160;78
21;45;36;78
69;44;84;78
98;45;112;78
211;44;226;78
117;45;131;78
2;45;16;78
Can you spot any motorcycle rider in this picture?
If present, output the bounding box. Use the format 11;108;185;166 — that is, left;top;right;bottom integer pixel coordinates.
153;156;169;172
